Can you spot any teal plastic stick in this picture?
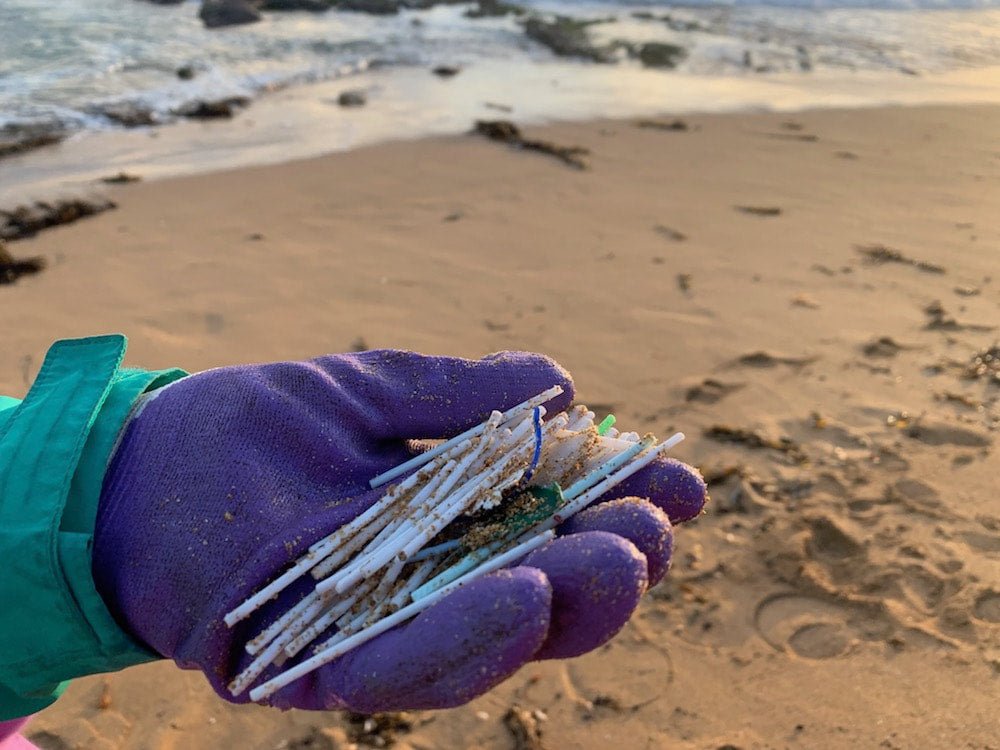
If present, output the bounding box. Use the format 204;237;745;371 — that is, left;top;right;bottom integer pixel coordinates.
412;544;495;601
408;539;460;562
412;485;565;601
561;437;651;501
414;441;652;600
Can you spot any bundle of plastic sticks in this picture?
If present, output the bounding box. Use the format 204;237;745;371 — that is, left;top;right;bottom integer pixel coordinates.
223;384;685;702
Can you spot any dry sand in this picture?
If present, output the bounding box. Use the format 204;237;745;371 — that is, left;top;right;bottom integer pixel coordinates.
1;104;998;749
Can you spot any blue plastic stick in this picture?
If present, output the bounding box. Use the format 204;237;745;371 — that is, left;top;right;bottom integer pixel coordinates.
521;407;543;483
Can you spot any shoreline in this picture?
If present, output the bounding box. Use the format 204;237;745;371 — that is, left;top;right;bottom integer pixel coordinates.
4;61;1000;205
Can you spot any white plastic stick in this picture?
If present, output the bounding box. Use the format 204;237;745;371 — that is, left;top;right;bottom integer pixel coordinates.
386;559;437;610
368;386;563;488
246;591;320;656
230;591;331;695
328;474;483;596
283;580;375;658
309;517;389;581
312;460;458;589
224;553;330;628
386;433;533;567
322;418;503;596
411;434;679;602
248;530;556;702
566;409;596;433
230;628;296;697
561;437;653;501
408;539;460;562
226;464;430;626
537;433;685;533
314;458;457;581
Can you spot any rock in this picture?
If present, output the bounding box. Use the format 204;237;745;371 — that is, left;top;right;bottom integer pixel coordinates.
654;224;687;241
345;713;413;747
464;0;524;18
0;122;67;159
0;199;117;241
0;241;46;285
96;102;158;127
862;336;904;358
704;424;806;463
101;172;142;184
260;0;332;10
330;0;466;13
856;244;946;274
473;119;589;170
337;89;366;107
631;10;702;31
432;65;461;77
199;0;262;28
637;118;688;132
174;96;251;119
475;120;522;142
406;0;473;9
735;205;782;217
335;0;402;14
503;706;544;750
961;344;1000;383
523;15;616;63
637;41;686;68
176;64;197;80
663;14;703;32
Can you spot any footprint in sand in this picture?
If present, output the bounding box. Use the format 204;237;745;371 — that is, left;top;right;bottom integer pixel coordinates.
735;205;782;217
684;378;745;404
899;564;947;614
787;623;851;659
961;531;1000;554
972;591;1000;623
887;478;944;516
805;516;863;561
846;497;883;522
734;350;817;368
904;421;992;448
753;593;854;659
562;620;675;711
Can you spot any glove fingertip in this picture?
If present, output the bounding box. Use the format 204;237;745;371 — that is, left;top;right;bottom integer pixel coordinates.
603;457;707;524
522;531;647;661
481;350;575;414
560;497;673;586
299;567;552;712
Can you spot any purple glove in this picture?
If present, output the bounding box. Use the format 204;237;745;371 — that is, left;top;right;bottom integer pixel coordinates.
93;350;705;712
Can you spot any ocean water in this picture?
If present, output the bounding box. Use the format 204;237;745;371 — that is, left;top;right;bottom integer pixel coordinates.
3;0;1000;133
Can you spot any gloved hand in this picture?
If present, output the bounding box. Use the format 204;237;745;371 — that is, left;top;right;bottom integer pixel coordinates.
93;350;705;713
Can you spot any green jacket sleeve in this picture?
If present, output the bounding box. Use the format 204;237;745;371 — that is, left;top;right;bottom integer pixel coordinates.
0;335;188;720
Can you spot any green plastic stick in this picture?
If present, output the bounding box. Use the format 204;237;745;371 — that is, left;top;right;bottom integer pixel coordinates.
596;414;616;436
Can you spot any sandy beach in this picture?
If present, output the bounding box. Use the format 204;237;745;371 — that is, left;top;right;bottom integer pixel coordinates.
2;103;998;749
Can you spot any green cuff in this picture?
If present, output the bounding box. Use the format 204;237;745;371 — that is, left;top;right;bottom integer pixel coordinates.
0;335;187;720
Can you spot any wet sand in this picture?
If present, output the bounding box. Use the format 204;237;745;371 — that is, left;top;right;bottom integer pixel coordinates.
2;103;998;749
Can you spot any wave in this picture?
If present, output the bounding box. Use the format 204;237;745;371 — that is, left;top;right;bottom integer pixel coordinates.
2;0;1000;136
